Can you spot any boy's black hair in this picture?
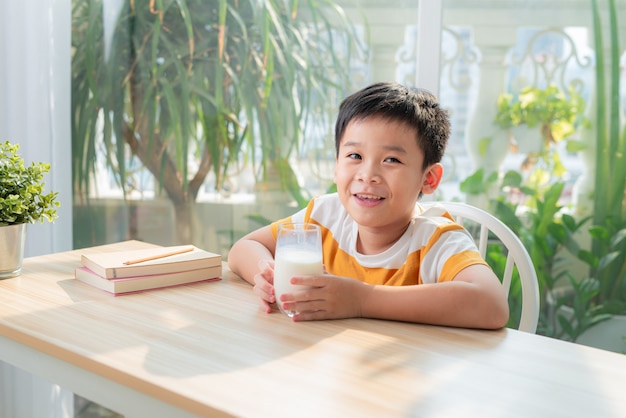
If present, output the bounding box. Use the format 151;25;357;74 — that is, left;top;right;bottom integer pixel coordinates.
334;82;450;170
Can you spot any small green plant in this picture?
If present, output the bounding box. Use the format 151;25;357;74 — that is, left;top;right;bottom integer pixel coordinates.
577;218;626;315
494;84;586;187
495;84;585;146
0;141;59;226
556;275;612;342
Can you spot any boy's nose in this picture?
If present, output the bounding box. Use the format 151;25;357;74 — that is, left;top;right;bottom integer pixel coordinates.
356;164;381;183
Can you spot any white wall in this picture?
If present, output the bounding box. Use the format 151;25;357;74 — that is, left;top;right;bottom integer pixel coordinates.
0;0;73;257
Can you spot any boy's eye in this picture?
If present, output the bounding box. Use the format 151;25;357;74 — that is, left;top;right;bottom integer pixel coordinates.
384;157;401;163
347;153;362;160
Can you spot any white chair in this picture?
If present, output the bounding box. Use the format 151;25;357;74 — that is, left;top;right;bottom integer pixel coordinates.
427;202;540;333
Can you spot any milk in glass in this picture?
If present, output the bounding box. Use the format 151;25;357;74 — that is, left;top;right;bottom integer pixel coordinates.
274;223;323;317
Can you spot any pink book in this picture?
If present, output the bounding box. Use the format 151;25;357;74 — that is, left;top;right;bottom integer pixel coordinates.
75;265;221;295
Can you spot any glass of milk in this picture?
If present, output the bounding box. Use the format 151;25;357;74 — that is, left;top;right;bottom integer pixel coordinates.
274;223;323;317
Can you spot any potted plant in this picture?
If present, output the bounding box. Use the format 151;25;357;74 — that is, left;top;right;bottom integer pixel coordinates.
0;140;59;278
494;83;586;185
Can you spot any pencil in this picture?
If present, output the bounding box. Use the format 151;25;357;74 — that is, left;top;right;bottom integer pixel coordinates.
122;246;195;265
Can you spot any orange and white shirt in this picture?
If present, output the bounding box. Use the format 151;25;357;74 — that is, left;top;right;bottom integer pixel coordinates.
270;193;487;286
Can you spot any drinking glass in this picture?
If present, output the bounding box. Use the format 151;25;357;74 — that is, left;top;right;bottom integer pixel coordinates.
273;223;323;317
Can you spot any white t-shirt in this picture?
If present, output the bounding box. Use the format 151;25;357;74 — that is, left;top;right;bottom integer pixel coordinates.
271;193;487;285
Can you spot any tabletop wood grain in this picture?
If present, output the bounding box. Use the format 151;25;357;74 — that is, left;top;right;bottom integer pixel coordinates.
1;240;625;417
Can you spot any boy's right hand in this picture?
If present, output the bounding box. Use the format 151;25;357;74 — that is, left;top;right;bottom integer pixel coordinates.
253;259;276;313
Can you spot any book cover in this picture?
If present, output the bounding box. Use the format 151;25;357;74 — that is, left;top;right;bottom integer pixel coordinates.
80;245;222;279
75;265;222;295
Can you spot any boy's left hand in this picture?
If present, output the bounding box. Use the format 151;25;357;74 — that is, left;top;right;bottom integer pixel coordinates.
279;274;366;320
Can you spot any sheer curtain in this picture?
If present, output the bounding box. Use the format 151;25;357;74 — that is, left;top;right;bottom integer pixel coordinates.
0;1;73;417
0;0;72;257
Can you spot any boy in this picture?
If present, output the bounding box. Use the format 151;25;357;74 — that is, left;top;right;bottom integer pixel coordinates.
228;82;509;329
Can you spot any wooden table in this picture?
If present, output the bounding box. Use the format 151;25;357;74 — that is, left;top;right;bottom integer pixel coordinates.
1;240;625;417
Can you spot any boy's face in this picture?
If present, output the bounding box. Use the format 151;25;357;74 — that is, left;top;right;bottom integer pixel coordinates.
334;116;442;231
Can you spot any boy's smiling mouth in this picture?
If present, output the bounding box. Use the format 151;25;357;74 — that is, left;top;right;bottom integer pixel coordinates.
353;193;385;206
354;193;383;200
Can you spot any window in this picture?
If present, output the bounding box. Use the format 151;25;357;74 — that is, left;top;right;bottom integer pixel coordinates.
71;1;610;258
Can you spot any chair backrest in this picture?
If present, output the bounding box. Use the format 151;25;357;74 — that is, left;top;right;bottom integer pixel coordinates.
427;202;540;333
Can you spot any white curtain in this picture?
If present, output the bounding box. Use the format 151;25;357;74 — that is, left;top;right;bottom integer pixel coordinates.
0;1;74;417
0;0;72;258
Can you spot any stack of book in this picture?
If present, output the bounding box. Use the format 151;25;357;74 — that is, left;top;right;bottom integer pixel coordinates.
75;245;222;295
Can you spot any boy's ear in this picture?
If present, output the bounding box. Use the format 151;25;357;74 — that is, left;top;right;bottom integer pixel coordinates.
421;163;443;194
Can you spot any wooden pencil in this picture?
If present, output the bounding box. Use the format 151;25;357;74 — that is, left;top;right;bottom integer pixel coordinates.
122;246;195;265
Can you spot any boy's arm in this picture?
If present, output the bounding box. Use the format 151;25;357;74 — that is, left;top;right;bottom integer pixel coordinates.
287;263;509;329
227;225;276;286
358;264;509;329
230;226;510;329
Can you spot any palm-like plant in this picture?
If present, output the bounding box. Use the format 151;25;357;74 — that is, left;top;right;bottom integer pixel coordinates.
72;0;365;244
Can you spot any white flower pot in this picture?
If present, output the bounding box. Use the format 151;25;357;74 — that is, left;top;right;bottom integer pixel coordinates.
510;125;544;154
0;223;27;279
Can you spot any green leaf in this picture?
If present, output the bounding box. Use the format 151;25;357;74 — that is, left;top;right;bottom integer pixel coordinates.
501;170;522;188
561;214;576;231
547;222;567;245
577;249;597;267
598;251;621;271
589;225;609;241
459;169;485;195
610;228;626;247
565;139;587;152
